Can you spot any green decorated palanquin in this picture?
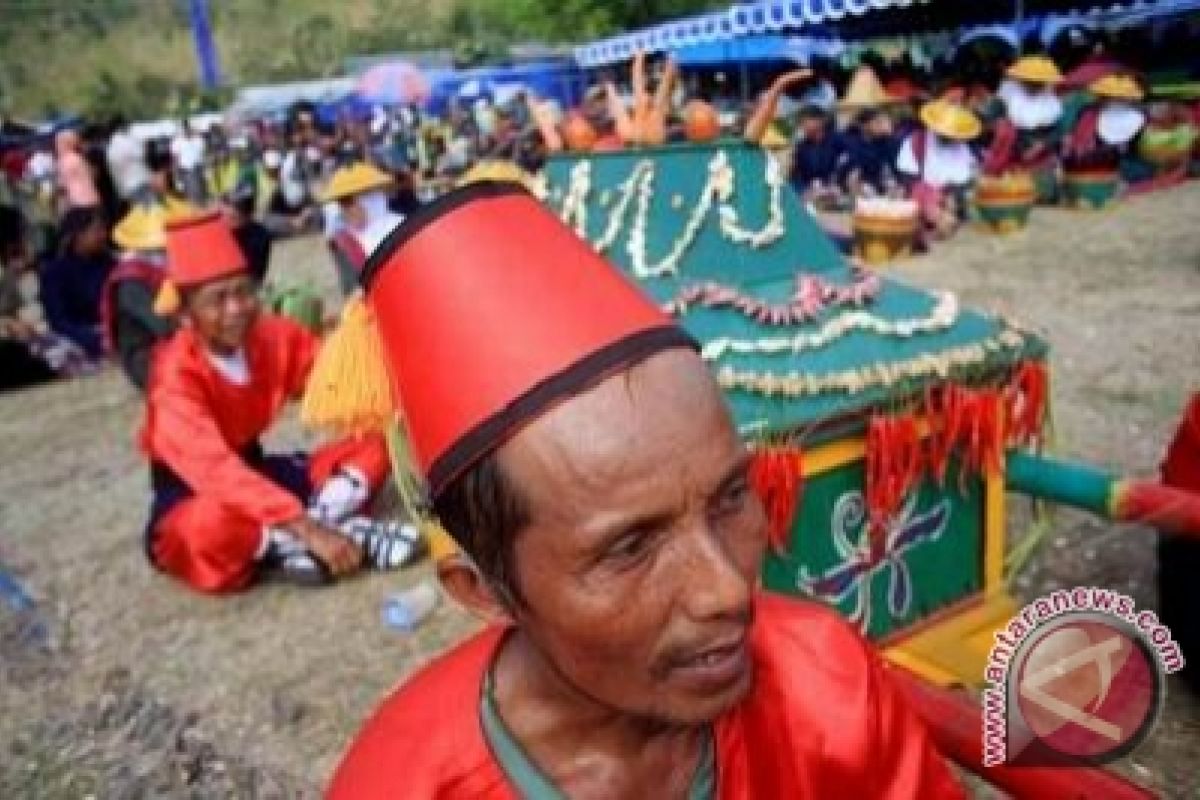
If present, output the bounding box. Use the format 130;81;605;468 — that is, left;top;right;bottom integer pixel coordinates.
542;142;1047;685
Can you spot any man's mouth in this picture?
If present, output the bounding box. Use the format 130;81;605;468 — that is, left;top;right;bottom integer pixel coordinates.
668;633;750;689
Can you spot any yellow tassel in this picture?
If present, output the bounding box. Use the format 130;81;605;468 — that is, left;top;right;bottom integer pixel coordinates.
153;279;181;317
383;417;462;564
423;520;461;563
300;294;395;434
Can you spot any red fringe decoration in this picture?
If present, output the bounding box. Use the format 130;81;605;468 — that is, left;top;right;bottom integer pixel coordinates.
925;385;968;486
1005;360;1048;449
749;445;803;555
866;413;924;561
960;388;1005;490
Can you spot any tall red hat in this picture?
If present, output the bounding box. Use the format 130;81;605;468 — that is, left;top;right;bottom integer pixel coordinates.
164;211;247;288
361;182;695;497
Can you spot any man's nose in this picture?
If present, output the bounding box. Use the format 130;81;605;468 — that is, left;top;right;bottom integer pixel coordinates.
677;521;753;623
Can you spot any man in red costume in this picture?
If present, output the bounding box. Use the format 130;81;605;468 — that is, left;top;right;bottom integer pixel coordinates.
139;211;422;593
1159;393;1200;693
327;184;963;797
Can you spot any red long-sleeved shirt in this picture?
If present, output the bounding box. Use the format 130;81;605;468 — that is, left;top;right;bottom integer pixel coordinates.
139;315;318;526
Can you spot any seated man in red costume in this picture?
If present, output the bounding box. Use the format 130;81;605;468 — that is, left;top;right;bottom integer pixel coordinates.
139;211;422;593
327;185;963;797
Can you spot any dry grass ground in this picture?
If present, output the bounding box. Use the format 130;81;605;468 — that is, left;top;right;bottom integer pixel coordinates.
2;182;1199;797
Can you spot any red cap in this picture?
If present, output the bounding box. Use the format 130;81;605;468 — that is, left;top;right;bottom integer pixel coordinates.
363;182;695;497
164;211;247;288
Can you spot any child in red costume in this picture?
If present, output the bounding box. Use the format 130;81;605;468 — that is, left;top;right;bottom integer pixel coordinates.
139;212;422;593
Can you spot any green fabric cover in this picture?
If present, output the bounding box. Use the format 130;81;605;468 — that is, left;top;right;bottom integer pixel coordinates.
544;143;1045;441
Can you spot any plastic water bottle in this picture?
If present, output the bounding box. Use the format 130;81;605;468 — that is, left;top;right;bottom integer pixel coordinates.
382;580;440;633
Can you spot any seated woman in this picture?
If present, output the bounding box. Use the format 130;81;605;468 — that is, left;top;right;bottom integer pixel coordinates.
836;67;902;199
40;205;113;360
897;94;982;240
1061;73;1146;184
840;107;902;198
982;55;1065;203
101;202;182;390
140;212;422;593
322;162;401;297
1;204;55;390
1;205;92;388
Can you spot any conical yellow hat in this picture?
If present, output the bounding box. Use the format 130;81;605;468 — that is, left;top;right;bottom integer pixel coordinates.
323;162;394;203
1006;55;1063;85
1090;73;1144;102
113;200;196;251
456;160;545;198
920;97;983;141
839;66;897;109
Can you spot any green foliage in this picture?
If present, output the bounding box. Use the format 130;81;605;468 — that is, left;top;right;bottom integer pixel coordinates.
0;0;724;118
293;14;344;78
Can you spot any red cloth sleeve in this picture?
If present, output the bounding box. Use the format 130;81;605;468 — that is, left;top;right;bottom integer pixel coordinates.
1162;393;1200;491
721;595;966;799
982;119;1017;176
148;378;305;527
866;647;968;799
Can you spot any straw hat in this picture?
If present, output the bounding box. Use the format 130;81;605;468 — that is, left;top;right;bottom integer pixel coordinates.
323;162;393;203
1006;55;1063;86
839;67;897;109
761;124;790;150
920;96;983;141
113;200;196;251
1090;73;1144;102
456;160;543;197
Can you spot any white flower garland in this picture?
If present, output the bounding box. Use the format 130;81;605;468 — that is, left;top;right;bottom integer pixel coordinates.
560;160;592;239
699;292;960;361
595;161;653;254
716;154;786;249
715;329;1027;398
628;156;719;279
554;150;788;278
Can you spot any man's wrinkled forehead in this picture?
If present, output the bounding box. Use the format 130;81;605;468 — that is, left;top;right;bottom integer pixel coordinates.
496;348;732;497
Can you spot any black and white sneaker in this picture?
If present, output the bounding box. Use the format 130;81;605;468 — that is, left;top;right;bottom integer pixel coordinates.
261;543;332;587
338;518;425;571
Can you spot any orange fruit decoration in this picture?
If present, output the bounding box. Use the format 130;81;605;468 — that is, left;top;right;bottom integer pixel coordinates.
683;100;722;143
562;113;598;152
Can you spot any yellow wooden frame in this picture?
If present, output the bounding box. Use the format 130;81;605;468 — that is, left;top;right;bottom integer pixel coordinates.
797;432;1012;688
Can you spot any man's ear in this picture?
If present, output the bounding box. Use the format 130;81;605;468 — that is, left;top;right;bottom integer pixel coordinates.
436;553;514;626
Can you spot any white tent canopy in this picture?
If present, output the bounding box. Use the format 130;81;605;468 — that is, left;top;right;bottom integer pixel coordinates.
574;0;927;67
225;78;356;124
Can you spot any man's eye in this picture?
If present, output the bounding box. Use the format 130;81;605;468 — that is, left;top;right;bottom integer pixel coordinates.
606;527;654;564
714;481;751;515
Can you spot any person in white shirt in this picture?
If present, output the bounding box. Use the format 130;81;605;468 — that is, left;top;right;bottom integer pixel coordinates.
106;117;151;203
170;120;208;204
